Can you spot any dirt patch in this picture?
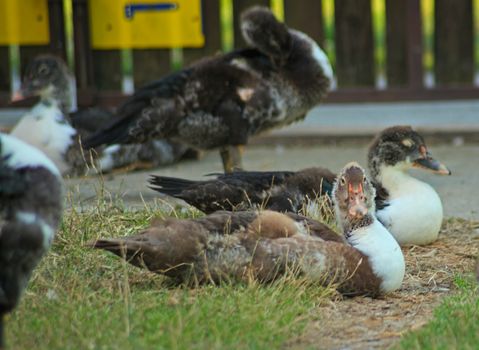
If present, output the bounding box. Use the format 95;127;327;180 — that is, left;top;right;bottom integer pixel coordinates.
286;218;479;350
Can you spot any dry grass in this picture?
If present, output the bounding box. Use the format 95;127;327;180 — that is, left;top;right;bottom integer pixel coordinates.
286;218;479;350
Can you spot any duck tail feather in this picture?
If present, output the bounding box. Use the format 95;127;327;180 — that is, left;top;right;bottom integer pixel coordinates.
148;175;198;196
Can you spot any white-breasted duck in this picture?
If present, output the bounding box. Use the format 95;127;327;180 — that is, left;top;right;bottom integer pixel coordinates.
368;126;450;245
0;133;63;348
92;162;404;297
10;55;196;176
83;6;333;172
149;126;450;245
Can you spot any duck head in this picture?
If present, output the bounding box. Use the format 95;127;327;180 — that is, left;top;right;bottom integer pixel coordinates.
368;126;451;180
333;162;376;233
15;55;75;114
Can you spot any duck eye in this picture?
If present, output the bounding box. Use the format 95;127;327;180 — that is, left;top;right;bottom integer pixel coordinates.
340;177;346;186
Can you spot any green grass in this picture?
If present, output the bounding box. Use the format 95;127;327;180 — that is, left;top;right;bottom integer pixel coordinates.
6;201;333;350
397;276;479;350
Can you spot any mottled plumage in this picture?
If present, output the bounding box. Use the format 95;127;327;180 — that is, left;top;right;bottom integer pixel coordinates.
83;6;332;172
11;55;195;176
93;163;405;297
151;126;450;245
149;167;336;213
0;134;63;348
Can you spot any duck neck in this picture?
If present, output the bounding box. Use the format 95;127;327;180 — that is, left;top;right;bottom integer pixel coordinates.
344;213;405;293
342;214;375;240
40;77;77;115
375;164;420;196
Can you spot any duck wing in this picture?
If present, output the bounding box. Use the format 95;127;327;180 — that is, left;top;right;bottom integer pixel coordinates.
149;170;296;213
82;69;193;149
371;180;390;210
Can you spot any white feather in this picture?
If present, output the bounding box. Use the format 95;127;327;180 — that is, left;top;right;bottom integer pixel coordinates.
1;133;61;177
290;29;334;82
10;101;76;174
376;164;443;245
347;218;405;293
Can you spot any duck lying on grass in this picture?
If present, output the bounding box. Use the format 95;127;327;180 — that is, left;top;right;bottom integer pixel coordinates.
83;6;333;172
150;126;450;246
0;134;63;348
92;162;405;297
10;55;195;176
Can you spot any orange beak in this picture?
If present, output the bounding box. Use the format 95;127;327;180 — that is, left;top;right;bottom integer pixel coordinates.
347;182;368;219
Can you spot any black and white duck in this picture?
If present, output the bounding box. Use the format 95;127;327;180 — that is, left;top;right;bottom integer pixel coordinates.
92;162;405;297
10;55;195;176
149;126;450;245
0;133;63;348
83;6;333;172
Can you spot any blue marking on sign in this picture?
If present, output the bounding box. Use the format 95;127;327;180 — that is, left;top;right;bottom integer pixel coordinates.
125;2;178;20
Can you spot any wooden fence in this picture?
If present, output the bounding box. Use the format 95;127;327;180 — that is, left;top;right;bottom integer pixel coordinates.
1;0;478;109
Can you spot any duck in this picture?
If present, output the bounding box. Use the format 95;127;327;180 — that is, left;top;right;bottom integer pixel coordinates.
0;133;63;348
10;55;196;176
83;6;333;173
149;167;336;214
149;126;450;246
92;162;405;297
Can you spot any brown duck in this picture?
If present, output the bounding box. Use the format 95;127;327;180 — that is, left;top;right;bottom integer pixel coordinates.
92;162;405;297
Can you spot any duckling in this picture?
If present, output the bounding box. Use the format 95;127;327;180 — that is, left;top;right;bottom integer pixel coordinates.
10;55;195;176
0;133;63;348
92;162;404;297
369;126;450;245
149;126;450;245
83;6;333;172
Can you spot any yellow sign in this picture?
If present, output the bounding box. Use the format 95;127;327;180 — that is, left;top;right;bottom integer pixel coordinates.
0;0;49;45
89;0;204;49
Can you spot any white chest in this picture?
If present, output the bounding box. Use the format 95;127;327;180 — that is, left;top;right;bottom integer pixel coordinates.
376;172;443;245
349;219;405;293
11;103;76;174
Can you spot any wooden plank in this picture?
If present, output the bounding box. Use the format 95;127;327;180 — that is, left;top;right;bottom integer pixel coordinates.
47;0;67;59
183;0;222;66
232;0;269;48
334;0;375;87
72;0;94;90
405;0;423;89
283;0;324;46
385;0;407;86
132;49;171;87
0;47;10;93
20;0;67;77
434;0;474;85
91;50;123;90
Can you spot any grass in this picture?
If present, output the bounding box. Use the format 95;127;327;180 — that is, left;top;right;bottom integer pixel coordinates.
5;187;478;349
6;198;333;350
397;276;479;350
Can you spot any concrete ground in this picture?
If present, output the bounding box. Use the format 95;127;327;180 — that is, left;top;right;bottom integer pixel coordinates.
3;99;478;219
66;142;479;220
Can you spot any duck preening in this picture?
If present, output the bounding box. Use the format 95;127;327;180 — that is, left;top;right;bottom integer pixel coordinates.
0;133;63;348
150;126;450;246
92;162;404;297
83;6;333;172
10;55;195;176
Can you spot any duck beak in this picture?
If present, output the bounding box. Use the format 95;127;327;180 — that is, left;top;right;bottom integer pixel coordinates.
347;183;368;219
412;146;451;175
